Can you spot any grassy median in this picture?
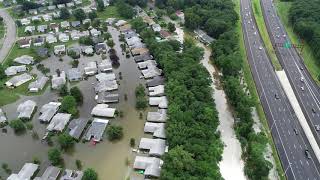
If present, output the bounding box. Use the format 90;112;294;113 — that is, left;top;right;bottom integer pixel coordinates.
251;0;282;70
275;1;320;85
235;0;285;179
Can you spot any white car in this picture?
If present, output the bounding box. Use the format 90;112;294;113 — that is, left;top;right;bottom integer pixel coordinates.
301;77;304;82
301;86;304;91
259;46;263;50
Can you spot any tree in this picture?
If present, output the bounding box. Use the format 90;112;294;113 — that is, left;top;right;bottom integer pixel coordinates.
60;95;78;115
60;8;70;20
88;11;98;20
48;148;62;166
168;22;176;33
9;119;25;132
0;64;5;80
70;86;83;104
82;168;98;180
92;19;101;28
103;32;111;40
135;84;147;110
131;17;147;33
73;9;86;22
59;84;69;96
96;0;105;11
107;125;123;141
79;36;94;46
58;133;75;150
107;39;115;47
116;1;135;19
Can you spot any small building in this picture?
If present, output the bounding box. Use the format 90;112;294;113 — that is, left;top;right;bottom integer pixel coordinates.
5;65;27;76
7;163;39;180
57;4;66;9
139;138;166;156
0;108;7;124
31;15;41;22
47;113;72;132
159;30;170;39
115;20;127;27
28;76;49;92
84;62;97;75
147;109;167;123
51;70;66;89
126;36;141;46
133;156;163;178
54;45;66;55
17;38;32;48
90;28;101;37
148;85;165;97
137;60;157;69
60;169;83;180
146;76;164;87
5;73;33;87
68;118;89;139
36;47;49;58
98;60;112;72
66;2;75;7
37;24;48;33
84;118;109;142
25;26;35;33
106;18;115;25
47;5;56;10
131;47;149;56
28;9;38;15
152;24;161;32
34;166;61;180
59;33;70;42
49;23;60;33
81;46;94;55
194;29;215;45
144;122;166;139
20;18;31;26
134;54;153;63
95;73;116;82
67;68;82;81
91;104;116;118
94;80;118;93
17;100;37;120
92;36;104;44
141;66;162;79
94;43;107;54
39;102;61;122
119;24;132;32
14;55;34;65
71;21;81;28
149;96;168;109
96;92;119;103
34;36;45;46
70;30;80;40
46;34;58;44
60;21;70;29
42;14;53;22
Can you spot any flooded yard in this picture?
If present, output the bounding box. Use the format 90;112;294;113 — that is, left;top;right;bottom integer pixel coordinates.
0;26;147;179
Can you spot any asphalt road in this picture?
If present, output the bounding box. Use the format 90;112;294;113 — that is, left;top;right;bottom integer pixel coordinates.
0;9;16;63
260;0;320;150
240;0;320;179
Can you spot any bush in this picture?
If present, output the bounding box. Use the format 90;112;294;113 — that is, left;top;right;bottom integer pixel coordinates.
82;168;98;180
76;159;82;170
107;125;123;141
79;36;94;46
130;138;135;147
48;148;62;166
59;84;69;97
70;86;83;105
107;39;115;47
9;119;25;132
135;84;147;110
60;95;78;115
58;133;75;150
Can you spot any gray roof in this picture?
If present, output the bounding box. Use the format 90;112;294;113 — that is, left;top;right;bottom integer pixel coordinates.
84;62;97;75
137;60;157;69
96;92;119;103
84;118;109;141
148;85;165;97
71;21;81;27
35;166;61;180
95;73;116;82
94;43;106;52
194;29;215;44
98;60;112;72
28;76;49;92
133;156;163;178
67;68;82;81
144;122;166;139
141;66;162;79
94;80;118;93
68;118;89;139
5;73;33;87
17;100;37;119
51;71;66;89
5;65;27;76
7;163;39;180
47;113;72;132
14;55;34;65
39;102;61;122
134;54;153;63
139;138;166;156
0;108;7;123
91;104;115;117
149;96;168;108
146;76;165;87
147;109;167;123
60;169;83;180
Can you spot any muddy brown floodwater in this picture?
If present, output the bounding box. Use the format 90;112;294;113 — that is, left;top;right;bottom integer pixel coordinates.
0;26;148;180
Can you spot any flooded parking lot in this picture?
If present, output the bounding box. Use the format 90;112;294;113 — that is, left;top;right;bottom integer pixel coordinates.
0;27;148;179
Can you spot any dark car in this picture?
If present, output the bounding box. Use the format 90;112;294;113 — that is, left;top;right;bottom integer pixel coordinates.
305;150;311;159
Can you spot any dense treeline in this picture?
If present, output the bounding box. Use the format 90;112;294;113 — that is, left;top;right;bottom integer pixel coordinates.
288;0;320;62
135;21;223;179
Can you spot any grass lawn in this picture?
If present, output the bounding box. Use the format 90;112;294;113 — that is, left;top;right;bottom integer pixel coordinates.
275;1;320;85
234;0;285;178
252;0;281;70
97;6;121;19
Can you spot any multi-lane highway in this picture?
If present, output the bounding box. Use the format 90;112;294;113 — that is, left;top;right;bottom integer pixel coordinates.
240;0;320;179
260;0;320;148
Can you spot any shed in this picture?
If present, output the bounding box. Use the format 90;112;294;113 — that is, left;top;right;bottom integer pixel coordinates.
5;73;33;87
133;156;163;178
147;109;167;123
98;60;112;72
139;138;166;156
39;102;61;122
47;113;72;132
28;76;49;92
7;163;39;180
144;122;166;139
149;96;168;109
95;73;116;82
96;92;119;103
84;62;97;75
60;169;83;180
68;118;89;139
17;100;37;120
51;71;66;89
148;85;165;97
14;55;34;65
84;118;109;142
152;24;161;32
5;65;27;76
66;2;75;7
34;166;61;180
94;80;118;92
67;68;82;81
0;108;7;123
91;104;115;118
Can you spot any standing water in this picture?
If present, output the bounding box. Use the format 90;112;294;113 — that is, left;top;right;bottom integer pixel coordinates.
198;43;246;180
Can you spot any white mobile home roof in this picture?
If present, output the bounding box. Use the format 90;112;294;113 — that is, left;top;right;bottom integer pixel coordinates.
34;166;61;180
5;73;33;87
147;109;167;122
94;80;118;93
28;76;49;92
39;102;61;122
5;65;27;76
47;113;71;131
133;156;163;178
51;71;66;89
141;66;162;79
84;62;97;75
67;68;82;81
137;60;157;69
84;118;109;141
98;60;112;72
139;138;166;156
17;100;37;119
60;169;83;180
0;108;7;123
14;55;34;65
91;104;115;118
148;85;165;97
149;96;168;109
144;122;166;139
95;73;116;82
8;163;39;180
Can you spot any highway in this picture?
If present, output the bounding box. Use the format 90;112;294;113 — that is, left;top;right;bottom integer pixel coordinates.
260;0;320;148
240;0;320;179
0;9;16;63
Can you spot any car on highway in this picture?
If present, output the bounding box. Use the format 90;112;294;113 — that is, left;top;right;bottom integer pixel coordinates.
300;67;304;70
294;128;299;135
312;108;316;113
300;77;304;82
259;46;263;50
301;86;304;91
315;125;320;131
305;149;311;159
275;93;280;99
